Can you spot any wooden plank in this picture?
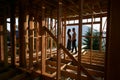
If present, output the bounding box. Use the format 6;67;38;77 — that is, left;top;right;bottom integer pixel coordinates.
99;15;102;52
66;65;104;77
46;60;57;67
87;69;104;77
41;3;46;74
61;70;88;80
0;24;4;61
10;1;16;67
3;17;8;67
50;18;53;57
35;21;39;62
62;13;107;21
46;66;56;73
66;65;77;71
78;0;83;79
29;16;34;69
24;15;29;67
50;57;104;72
63;14;66;59
66;21;100;26
57;0;62;79
82;63;104;71
19;3;26;67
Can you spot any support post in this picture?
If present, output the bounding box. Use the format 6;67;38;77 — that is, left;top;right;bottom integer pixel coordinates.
50;17;53;57
41;4;46;74
90;14;94;64
29;16;34;69
78;0;83;79
3;17;8;67
63;14;66;59
0;19;4;61
35;18;39;62
99;14;102;52
19;2;27;67
57;0;62;79
10;0;16;67
24;15;29;67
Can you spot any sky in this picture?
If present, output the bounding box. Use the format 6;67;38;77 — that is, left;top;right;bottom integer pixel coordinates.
7;18;18;31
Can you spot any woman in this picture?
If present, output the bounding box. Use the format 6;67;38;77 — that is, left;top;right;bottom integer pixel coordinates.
67;29;71;51
71;28;77;53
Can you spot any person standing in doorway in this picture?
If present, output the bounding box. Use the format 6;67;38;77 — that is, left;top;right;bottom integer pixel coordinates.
67;29;71;51
71;28;77;53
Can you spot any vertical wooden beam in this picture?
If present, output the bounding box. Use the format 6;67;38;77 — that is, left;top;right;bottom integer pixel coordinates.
39;18;42;53
41;4;46;74
24;15;29;66
3;17;8;67
29;16;34;69
105;0;120;80
62;21;64;59
78;0;83;79
50;18;53;57
35;18;39;62
38;16;42;71
55;19;57;51
57;0;62;79
46;18;49;55
10;0;16;67
0;19;4;61
62;20;64;46
90;14;94;64
55;19;57;37
19;3;26;67
64;14;66;59
0;24;1;61
99;14;102;52
45;18;47;59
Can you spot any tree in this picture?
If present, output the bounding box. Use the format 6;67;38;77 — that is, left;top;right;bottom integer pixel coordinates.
83;28;100;50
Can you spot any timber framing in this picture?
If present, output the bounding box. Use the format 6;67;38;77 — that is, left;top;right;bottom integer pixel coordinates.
0;0;110;80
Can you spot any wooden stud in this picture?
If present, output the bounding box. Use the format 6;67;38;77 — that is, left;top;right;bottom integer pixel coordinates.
63;14;66;59
41;4;46;74
35;20;39;62
45;18;47;59
50;18;53;57
57;0;62;79
18;2;27;67
24;15;29;66
0;20;4;61
90;14;94;65
28;16;34;69
10;1;16;66
78;0;83;79
99;15;102;52
3;17;8;67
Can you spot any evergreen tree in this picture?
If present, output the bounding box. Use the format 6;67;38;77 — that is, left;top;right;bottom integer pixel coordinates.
83;28;100;50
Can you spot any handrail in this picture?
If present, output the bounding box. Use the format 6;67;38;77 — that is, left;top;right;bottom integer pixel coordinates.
43;27;95;80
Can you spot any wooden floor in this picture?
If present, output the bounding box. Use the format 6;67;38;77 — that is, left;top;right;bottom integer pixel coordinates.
44;50;105;80
0;50;105;80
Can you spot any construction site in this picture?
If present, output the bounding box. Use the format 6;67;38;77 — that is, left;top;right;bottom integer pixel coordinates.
0;0;119;80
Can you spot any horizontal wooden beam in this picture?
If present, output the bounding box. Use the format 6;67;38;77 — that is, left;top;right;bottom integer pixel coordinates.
65;65;104;77
66;21;101;26
62;13;107;21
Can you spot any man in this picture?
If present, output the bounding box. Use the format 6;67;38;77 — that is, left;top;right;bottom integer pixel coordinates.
71;28;77;53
